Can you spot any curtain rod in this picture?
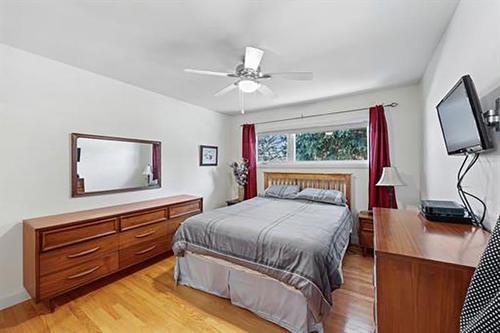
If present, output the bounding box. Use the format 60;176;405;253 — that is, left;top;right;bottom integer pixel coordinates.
240;102;398;127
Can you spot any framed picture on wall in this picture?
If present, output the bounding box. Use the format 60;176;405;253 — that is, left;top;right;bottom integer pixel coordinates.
199;145;218;166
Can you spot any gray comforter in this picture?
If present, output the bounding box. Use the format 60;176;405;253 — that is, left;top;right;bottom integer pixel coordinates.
172;196;352;320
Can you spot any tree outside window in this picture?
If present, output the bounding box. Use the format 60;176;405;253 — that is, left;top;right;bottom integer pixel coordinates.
257;134;288;162
257;126;367;163
295;128;367;161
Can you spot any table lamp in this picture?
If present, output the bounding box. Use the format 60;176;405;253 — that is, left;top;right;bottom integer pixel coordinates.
376;166;406;209
142;164;153;185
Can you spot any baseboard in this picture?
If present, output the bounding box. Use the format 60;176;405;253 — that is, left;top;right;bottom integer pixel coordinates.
0;289;29;310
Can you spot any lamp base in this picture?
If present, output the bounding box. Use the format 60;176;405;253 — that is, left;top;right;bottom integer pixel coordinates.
389;190;394;209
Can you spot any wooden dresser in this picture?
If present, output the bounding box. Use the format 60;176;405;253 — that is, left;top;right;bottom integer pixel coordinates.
23;195;202;308
373;208;490;333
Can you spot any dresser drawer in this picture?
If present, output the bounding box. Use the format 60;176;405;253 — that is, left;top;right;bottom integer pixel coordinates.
171;216;185;231
40;234;118;276
119;238;170;269
360;229;374;249
169;200;201;218
360;218;374;231
39;252;119;299
167;216;187;233
41;218;118;251
120;209;167;231
119;221;168;249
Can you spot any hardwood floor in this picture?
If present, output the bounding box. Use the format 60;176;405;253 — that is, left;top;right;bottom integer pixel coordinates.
0;247;374;333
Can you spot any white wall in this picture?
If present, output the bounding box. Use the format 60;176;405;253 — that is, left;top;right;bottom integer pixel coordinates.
0;44;232;309
230;85;423;242
421;0;500;231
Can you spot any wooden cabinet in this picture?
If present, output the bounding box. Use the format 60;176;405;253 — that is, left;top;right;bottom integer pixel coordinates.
358;210;373;256
373;208;489;333
23;195;202;309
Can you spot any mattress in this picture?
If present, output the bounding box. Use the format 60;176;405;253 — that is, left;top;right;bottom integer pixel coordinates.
173;196;353;320
175;251;323;333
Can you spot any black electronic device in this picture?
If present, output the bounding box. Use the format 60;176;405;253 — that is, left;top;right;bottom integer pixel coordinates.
421;211;473;224
434;75;499;228
420;200;473;224
421;200;465;216
436;75;494;155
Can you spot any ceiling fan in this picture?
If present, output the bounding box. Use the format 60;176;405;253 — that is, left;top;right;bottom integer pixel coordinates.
184;46;313;113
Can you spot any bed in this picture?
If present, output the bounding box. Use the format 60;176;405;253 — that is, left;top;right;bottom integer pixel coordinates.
172;172;353;333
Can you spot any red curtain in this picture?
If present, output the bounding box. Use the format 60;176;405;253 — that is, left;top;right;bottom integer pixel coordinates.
242;124;257;199
152;144;161;180
368;105;397;209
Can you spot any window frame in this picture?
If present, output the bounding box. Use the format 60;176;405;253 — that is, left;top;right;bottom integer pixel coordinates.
257;123;369;169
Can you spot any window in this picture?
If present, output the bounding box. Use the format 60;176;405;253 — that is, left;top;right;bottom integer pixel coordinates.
257;126;368;164
295;128;367;161
257;133;288;162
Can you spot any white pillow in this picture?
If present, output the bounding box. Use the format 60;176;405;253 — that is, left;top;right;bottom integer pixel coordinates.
296;188;346;206
264;185;300;199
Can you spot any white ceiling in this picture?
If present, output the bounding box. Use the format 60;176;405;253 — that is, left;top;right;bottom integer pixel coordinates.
0;0;458;114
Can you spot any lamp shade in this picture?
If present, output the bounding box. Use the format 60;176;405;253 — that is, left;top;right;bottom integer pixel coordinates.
142;164;153;176
376;167;405;187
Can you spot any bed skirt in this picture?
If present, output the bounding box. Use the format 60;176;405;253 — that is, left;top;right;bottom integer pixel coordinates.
174;251;324;333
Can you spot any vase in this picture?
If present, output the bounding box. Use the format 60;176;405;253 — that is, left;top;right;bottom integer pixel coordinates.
238;186;245;201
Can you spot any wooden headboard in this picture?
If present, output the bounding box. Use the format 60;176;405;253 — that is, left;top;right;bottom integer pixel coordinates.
263;172;352;205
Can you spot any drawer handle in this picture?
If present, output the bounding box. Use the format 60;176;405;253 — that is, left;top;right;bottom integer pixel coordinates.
66;265;101;280
67;246;101;258
135;245;157;255
135;229;156;238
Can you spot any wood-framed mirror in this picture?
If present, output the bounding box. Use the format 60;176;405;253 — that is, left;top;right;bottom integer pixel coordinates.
71;133;161;197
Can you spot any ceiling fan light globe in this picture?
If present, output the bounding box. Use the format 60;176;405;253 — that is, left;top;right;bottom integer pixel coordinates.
238;80;260;93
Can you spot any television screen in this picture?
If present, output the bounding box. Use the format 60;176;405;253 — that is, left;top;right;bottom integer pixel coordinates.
437;75;493;155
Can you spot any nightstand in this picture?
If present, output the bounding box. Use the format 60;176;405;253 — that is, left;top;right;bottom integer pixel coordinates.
226;199;242;206
358;210;373;256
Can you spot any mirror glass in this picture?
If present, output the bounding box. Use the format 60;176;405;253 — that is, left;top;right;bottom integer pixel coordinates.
72;134;161;196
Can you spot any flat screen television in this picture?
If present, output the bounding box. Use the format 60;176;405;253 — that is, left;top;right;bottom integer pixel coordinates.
436;75;493;155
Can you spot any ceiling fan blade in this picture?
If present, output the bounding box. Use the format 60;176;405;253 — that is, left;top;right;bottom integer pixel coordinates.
244;47;264;70
263;72;313;80
257;84;276;98
184;68;236;77
214;83;237;97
